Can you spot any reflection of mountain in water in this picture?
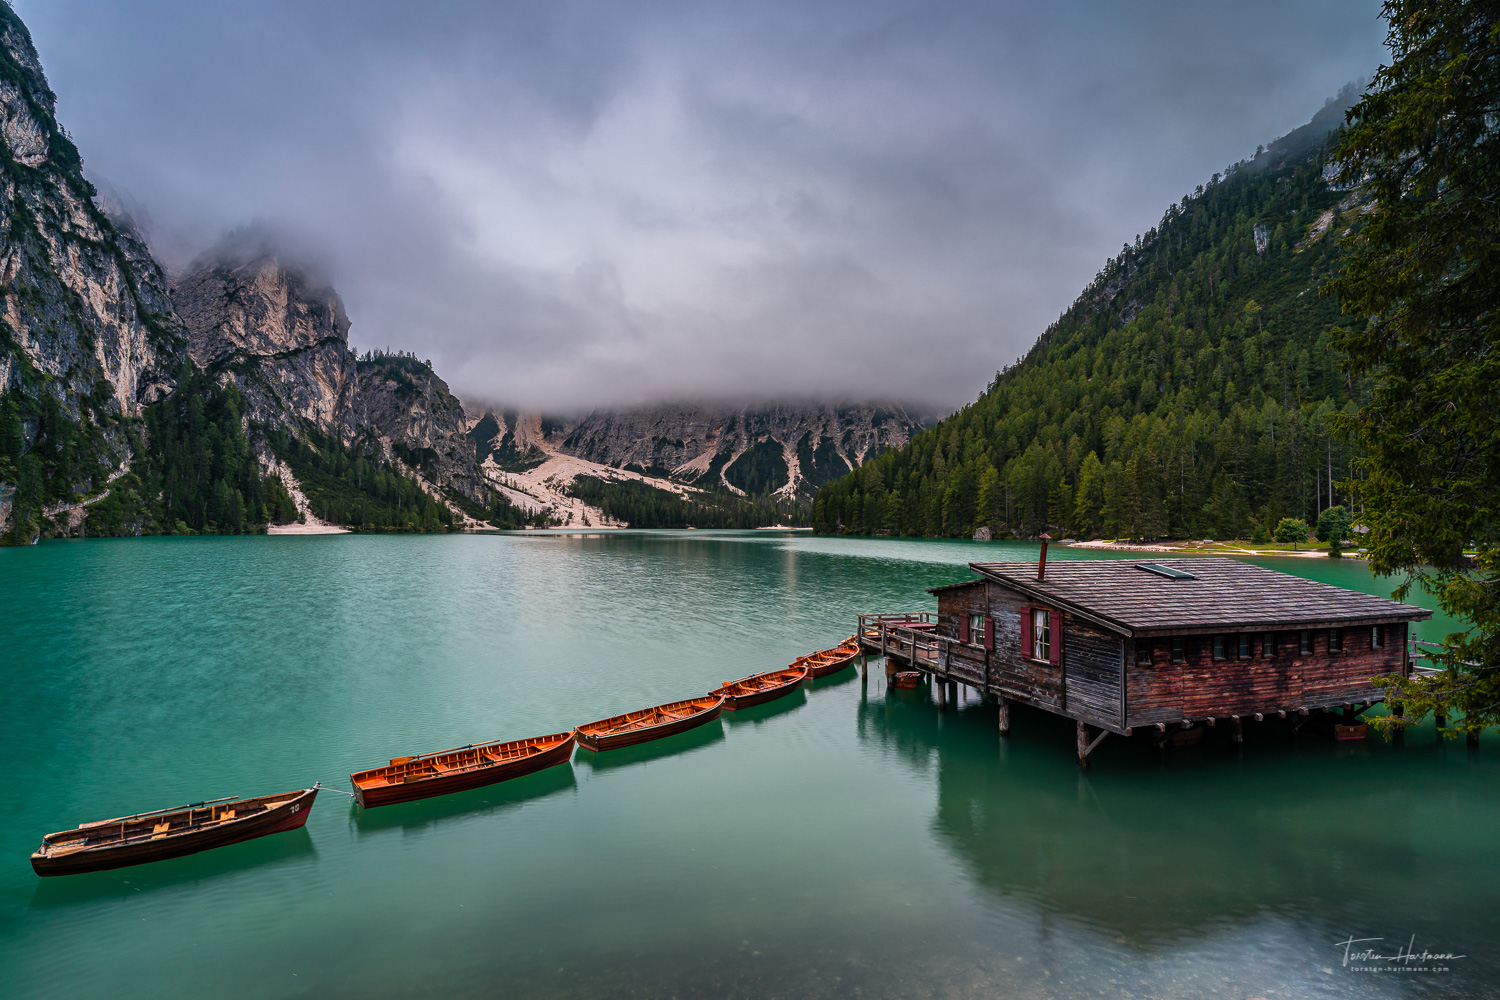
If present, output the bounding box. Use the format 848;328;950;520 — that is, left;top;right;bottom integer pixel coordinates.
856;689;1500;963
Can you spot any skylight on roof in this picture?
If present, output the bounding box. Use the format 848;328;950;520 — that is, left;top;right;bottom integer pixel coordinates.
1136;562;1196;580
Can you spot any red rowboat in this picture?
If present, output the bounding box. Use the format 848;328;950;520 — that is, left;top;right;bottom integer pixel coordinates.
890;671;923;689
31;785;319;877
574;695;723;751
350;731;576;808
716;665;808;710
792;636;860;679
1171;727;1204;747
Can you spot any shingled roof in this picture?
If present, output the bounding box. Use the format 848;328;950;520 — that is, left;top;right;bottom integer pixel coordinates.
956;557;1430;637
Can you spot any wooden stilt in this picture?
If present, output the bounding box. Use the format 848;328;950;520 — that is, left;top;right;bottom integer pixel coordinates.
860;655;867;680
1076;722;1108;766
1232;716;1244;744
936;679;946;711
997;697;1010;736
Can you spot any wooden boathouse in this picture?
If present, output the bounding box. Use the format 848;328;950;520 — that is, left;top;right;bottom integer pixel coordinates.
858;553;1432;764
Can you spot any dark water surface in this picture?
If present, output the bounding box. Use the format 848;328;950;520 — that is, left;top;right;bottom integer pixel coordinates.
1;533;1494;999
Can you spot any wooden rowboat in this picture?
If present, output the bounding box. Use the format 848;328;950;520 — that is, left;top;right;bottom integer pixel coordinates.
1170;726;1204;747
574;695;723;751
792;636;860;680
31;785;319;877
350;731;576;808
890;671;923;689
1307;715;1371;742
716;665;808;710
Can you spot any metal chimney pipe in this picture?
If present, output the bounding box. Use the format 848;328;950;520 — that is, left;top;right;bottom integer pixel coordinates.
1037;532;1052;581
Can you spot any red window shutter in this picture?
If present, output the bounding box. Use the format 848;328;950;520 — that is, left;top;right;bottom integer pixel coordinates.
959;614;970;643
1048;614;1062;665
984;615;995;650
1020;609;1033;655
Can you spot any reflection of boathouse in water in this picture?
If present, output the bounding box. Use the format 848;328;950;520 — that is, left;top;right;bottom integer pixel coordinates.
859;550;1430;763
855;691;1488;963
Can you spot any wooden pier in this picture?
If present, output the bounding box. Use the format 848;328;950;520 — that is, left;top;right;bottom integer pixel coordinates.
857;555;1433;765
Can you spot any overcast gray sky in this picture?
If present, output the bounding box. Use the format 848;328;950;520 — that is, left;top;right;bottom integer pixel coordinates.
17;0;1389;412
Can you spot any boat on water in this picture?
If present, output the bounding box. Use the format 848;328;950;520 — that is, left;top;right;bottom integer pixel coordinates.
30;785;320;877
350;731;576;808
889;671;923;689
1305;715;1371;742
574;695;723;751
716;665;808;710
792;636;861;679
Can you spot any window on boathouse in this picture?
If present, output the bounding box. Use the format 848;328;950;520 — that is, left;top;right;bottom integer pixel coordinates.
1213;635;1227;661
1238;634;1252;659
1300;630;1313;655
1329;628;1344;654
1032;609;1050;662
1135;640;1151;665
1262;632;1275;657
969;613;985;643
1371;625;1386;649
1171;636;1185;663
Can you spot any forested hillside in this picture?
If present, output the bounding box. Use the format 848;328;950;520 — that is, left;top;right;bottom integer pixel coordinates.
814;93;1367;542
568;475;799;528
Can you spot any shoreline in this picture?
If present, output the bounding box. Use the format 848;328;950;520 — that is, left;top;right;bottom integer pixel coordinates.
265;522;351;535
1065;538;1352;559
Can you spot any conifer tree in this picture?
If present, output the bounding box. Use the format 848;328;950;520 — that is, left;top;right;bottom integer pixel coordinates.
1326;0;1500;731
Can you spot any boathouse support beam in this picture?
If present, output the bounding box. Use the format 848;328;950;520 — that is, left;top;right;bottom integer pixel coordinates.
1076;722;1109;766
998;697;1010;736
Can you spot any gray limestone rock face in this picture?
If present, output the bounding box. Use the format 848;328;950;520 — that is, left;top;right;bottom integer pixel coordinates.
0;5;188;458
170;248;358;435
353;353;490;500
0;1;500;534
558;401;922;498
170;246;489;503
469;401;923;499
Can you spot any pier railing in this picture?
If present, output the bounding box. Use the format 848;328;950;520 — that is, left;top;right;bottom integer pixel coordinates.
857;613;965;677
1407;637;1481;676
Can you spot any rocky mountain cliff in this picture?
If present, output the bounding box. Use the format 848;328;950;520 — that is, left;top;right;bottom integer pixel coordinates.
352;351;490;501
168;242;489;503
0;7;190;531
468;401;922;500
171;243;356;433
0;2;502;540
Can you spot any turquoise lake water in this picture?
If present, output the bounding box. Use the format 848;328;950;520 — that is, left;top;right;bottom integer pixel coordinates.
1;532;1494;999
